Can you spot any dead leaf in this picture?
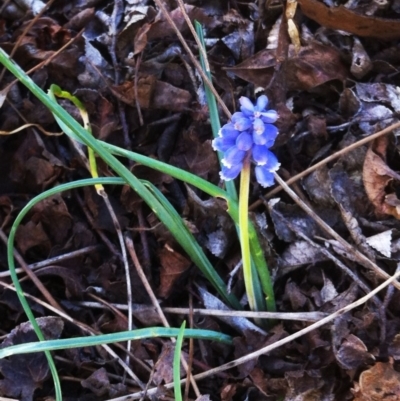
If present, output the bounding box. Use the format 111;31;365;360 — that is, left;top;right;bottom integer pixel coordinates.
226;41;347;91
0;317;64;401
133;22;152;55
153;343;183;385
363;135;400;218
336;334;374;370
366;230;392;257
157;245;191;298
81;368;110;397
146;5;218;41
320;273;338;304
225;49;276;88
298;0;400;39
35;266;85;299
111;76;191;111
356;83;400;113
284;370;325;401
110;76;156;109
15;220;51;255
351;38;373;79
353;361;400;400
279;240;328;272
285;280;308;310
389;334;400;361
152;80;191;111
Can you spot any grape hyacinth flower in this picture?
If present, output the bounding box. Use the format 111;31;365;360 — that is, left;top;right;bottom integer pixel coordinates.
212;95;280;187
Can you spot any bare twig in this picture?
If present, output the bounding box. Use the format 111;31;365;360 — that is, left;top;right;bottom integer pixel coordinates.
71;301;327;322
0;245;100;278
100;193;133;369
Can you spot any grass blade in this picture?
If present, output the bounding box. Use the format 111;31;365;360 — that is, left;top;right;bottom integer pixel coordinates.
0;326;231;359
173;322;186;401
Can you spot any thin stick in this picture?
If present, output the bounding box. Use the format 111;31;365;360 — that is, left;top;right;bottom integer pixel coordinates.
175;0;210;72
69;302;328;322
100;194;133;369
0;245;99;278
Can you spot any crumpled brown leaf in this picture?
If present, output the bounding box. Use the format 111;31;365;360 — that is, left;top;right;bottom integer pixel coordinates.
157;245;191;298
110;75;191;111
353;361;400;400
226;41;347;91
363;135;400;218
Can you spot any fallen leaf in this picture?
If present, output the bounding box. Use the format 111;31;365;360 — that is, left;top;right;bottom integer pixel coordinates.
226;41;347;91
279;240;327;271
196;285;267;335
0;317;64;401
111;76;191;111
366;230;392;257
146;5;218;41
152;343;181;385
363;135;400;218
81;368;110;397
336;334;374;370
157;245;191;298
35;266;85;298
15;220;51;255
298;0;400;39
353;361;400;400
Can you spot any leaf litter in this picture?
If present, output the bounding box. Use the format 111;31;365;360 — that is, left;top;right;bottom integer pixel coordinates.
1;0;400;400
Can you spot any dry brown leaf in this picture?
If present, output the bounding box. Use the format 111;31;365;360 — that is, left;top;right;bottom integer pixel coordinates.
153;343;184;385
298;0;400;39
336;334;374;370
15;221;51;255
353;361;400;400
363;135;400;218
226;41;346;91
146;5;218;41
157;245;191;298
111;76;191;111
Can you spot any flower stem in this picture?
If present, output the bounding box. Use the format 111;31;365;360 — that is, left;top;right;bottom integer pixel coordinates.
239;156;256;311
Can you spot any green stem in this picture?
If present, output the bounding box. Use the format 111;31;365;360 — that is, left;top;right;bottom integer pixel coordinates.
239;157;256;311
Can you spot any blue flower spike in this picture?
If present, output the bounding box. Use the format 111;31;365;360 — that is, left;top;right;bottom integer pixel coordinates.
212;94;280;313
212;95;280;188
